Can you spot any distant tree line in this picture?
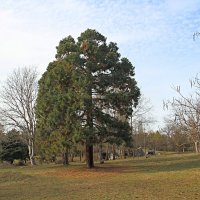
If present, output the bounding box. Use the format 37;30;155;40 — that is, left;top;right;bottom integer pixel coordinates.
133;128;192;153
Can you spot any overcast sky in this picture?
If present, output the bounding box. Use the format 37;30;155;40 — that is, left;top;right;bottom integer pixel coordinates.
1;0;200;129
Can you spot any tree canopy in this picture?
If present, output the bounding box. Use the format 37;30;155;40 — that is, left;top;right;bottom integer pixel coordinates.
36;29;140;168
36;60;87;164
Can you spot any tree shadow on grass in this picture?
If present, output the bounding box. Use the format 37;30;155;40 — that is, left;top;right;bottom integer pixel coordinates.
84;154;200;175
3;153;199;178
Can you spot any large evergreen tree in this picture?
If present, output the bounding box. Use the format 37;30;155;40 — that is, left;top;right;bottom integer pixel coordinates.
77;29;140;167
36;60;87;165
36;29;140;168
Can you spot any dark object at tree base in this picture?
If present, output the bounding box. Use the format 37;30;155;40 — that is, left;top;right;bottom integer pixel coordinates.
146;150;156;158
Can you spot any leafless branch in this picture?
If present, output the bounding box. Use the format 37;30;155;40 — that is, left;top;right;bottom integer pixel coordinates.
0;67;38;164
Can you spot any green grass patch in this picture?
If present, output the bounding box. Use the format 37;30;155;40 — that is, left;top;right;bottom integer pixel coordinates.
1;153;200;199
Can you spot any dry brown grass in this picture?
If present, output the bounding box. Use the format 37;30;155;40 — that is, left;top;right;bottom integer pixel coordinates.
1;152;200;200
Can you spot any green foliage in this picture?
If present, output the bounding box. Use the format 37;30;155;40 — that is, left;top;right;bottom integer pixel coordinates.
75;29;140;144
36;131;64;161
36;29;140;166
36;58;87;161
0;129;29;164
0;126;5;154
147;131;163;150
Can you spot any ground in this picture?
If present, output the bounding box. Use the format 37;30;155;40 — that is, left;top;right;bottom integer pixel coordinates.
1;152;200;200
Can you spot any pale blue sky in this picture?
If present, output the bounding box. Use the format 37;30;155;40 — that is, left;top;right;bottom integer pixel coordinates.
1;0;200;129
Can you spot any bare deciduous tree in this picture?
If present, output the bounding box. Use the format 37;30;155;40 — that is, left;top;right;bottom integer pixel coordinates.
164;76;200;153
0;67;37;164
131;95;155;132
162;118;190;152
131;95;155;151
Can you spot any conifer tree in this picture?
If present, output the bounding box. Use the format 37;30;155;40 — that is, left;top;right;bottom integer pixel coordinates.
36;29;140;168
36;61;87;165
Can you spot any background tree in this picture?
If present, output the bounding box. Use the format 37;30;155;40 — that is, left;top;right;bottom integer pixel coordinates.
164;77;200;153
131;95;154;130
0;67;38;165
54;29;140;168
0;123;4;141
147;131;163;151
170;126;189;152
36;61;87;165
0;129;29;164
0;124;5;157
161;118;191;152
131;96;155;152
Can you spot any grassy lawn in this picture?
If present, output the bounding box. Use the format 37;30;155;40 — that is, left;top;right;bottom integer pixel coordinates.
1;152;200;200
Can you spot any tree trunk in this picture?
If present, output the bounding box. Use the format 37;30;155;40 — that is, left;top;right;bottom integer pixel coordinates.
123;147;127;159
86;144;94;168
79;150;82;162
85;76;94;168
28;139;36;165
99;143;104;164
194;141;199;153
85;81;94;168
105;143;109;160
198;143;200;153
70;151;74;162
113;145;116;160
63;147;69;165
120;148;123;159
